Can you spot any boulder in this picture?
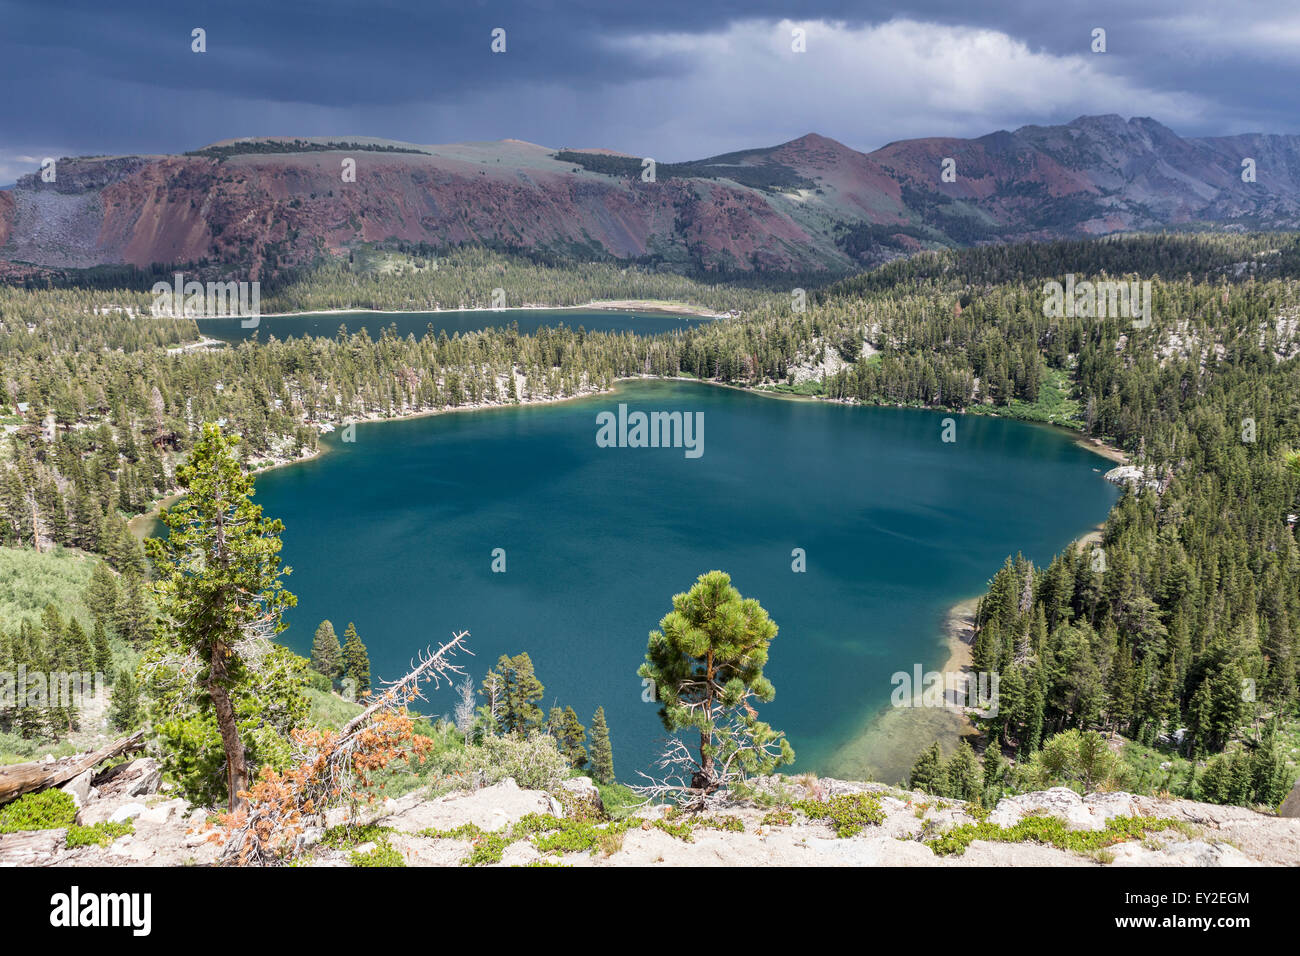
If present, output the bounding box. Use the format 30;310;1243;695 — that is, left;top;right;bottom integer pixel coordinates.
94;757;161;798
1280;779;1300;818
108;802;148;824
61;768;96;808
138;798;188;825
383;779;556;834
987;787;1103;831
0;829;65;866
107;835;156;863
558;776;604;815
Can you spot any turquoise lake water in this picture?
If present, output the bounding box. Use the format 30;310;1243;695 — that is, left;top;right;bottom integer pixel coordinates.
197;308;709;343
247;380;1118;781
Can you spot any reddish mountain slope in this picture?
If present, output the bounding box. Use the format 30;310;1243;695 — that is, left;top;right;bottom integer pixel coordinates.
3;117;1298;276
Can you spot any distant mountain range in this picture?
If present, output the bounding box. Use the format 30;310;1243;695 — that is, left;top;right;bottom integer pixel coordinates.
3;115;1299;278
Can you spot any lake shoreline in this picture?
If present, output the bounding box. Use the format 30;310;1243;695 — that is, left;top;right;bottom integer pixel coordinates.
127;382;618;538
822;596;980;785
249;300;729;321
842;509;1114;783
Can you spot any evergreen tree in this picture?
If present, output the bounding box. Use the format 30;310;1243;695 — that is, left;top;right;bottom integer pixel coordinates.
638;571;794;798
341;622;371;698
547;705;587;768
944;741;983;802
91;617;112;675
982;741;1004;791
588;706;615;784
145;423;296;810
310;619;343;680
109;668;141;731
64;618;93;674
84;560;119;626
113;571;153;648
481;652;544;735
908;741;946;794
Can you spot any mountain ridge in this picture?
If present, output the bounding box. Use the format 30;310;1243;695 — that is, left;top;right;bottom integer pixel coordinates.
3;115;1299;278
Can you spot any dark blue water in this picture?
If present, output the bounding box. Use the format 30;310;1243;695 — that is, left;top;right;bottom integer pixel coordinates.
197;308;710;343
250;380;1117;781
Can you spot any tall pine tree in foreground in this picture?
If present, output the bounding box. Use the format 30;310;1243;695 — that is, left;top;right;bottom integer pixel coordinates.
145;423;295;810
341;622;370;698
588;706;615;784
639;571;793;803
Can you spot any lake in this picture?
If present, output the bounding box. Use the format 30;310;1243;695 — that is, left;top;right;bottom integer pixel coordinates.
248;380;1118;783
197;307;711;344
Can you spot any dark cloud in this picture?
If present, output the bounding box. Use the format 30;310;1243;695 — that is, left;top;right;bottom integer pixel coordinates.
0;0;1295;173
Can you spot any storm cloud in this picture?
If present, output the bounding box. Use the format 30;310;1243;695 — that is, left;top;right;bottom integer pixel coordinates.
1;0;1296;183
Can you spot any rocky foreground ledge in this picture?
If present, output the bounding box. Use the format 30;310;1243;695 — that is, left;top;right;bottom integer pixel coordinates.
2;760;1298;867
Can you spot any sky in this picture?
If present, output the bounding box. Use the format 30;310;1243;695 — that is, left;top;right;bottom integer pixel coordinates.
2;0;1298;183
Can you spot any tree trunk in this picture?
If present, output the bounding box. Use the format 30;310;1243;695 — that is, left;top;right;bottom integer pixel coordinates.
0;730;143;805
208;481;247;812
698;649;715;791
209;643;247;811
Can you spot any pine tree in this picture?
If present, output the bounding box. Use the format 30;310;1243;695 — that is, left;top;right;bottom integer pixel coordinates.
982;741;1003;790
1022;671;1046;754
341;622;371;697
588;706;615;784
109;668;141;731
91;617;112;675
113;571;153;648
64;618;93;674
638;571;793;797
145;423;296;810
310;620;343;679
944;741;983;802
547;705;587;767
84;560;119;626
481;652;544;735
908;742;945;794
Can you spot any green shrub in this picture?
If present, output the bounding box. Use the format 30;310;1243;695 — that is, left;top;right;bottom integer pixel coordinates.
66;821;134;848
925;814;1187;857
420;812;644;865
695;815;745;832
349;840;405;867
321;822;393;849
794;792;885;837
652;817;695;841
0;789;78;833
468;733;570;791
593;780;642;819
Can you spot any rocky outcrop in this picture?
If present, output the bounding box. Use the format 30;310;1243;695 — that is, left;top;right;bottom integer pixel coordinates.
92;757;162;800
5;773;1297;868
1104;465;1163;491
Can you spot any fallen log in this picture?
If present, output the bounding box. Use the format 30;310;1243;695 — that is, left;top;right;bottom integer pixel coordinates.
0;730;145;806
